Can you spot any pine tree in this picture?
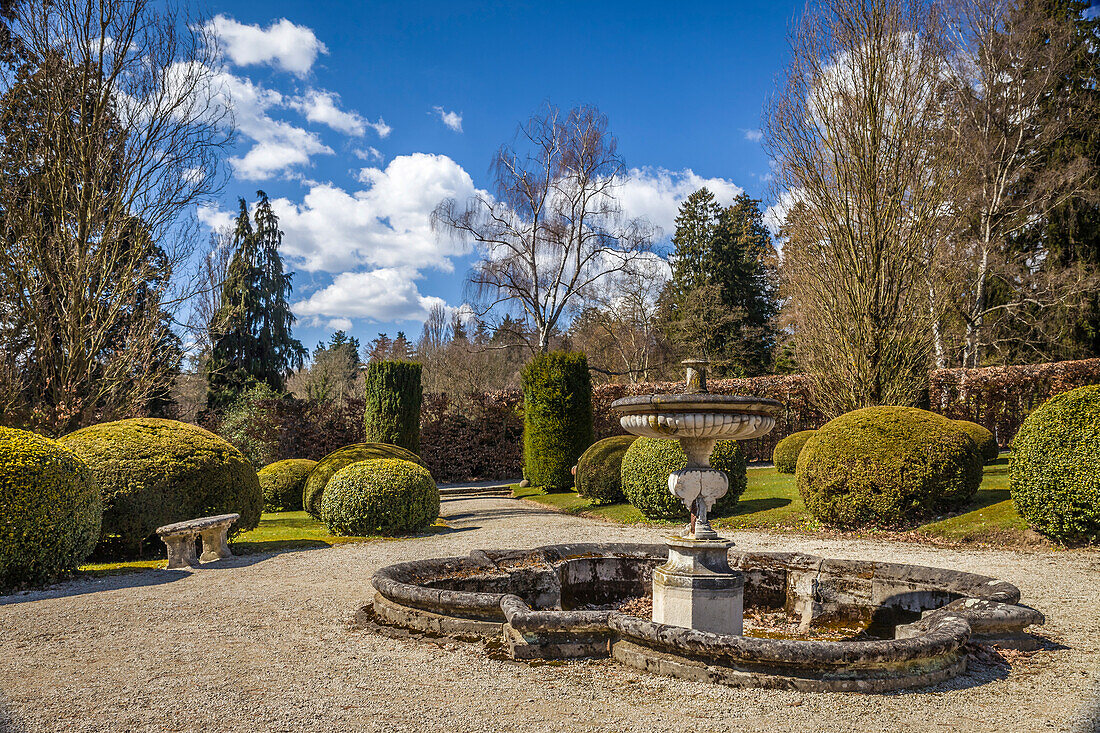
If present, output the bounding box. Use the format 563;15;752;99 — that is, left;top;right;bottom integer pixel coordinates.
392;331;411;360
205;192;305;411
367;333;393;362
659;191;779;375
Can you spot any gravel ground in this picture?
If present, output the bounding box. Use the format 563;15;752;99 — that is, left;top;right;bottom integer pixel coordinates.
1;495;1098;733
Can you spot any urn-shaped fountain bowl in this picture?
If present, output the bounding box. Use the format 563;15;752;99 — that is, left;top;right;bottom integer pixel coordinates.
610;393;783;443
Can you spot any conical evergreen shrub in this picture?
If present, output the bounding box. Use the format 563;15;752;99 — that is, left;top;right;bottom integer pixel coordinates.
522;352;594;492
363;361;422;453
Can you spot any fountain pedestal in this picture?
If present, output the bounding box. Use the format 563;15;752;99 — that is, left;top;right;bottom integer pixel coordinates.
611;358;782;637
652;537;743;635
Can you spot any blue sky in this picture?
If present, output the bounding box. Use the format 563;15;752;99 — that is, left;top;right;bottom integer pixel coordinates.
192;1;814;353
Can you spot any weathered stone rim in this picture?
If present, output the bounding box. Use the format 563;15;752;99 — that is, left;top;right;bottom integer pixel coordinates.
610;394;784;416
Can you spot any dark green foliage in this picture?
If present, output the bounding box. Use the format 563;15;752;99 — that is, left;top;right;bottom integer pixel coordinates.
620;437;747;520
1010;385;1100;544
303;442;423;519
206;192;306;411
575;435;637;504
953;420;1000;463
796;407;983;528
321;458;439;535
0;427;101;590
773;430;817;474
522;352;594;492
218;383;283;468
258;459;316;512
59;418;262;556
363;360;422;452
658;189;779;376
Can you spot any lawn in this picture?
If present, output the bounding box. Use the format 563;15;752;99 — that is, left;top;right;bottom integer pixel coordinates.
79;511;382;576
514;457;1036;546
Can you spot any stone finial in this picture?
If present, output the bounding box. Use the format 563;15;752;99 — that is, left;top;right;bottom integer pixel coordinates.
682;358;710;394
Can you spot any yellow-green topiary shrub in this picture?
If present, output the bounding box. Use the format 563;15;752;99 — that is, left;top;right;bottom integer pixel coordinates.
303;442;423;519
796;406;982;528
575;435;637;504
952;420;999;463
258;459;317;512
772;430;817;474
0;427;102;591
621;437;747;520
59;418;262;556
1010;385;1100;545
320;458;439;535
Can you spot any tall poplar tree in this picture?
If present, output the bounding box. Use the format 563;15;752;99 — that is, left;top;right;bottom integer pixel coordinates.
205;192;305;411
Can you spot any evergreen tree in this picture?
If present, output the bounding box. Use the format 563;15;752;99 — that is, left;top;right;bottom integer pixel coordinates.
205;192;305;410
392;331;411;360
367;333;393;361
659;191;780;375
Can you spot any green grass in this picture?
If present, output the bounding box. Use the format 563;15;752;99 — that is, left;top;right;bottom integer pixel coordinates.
79;511;383;577
515;457;1037;546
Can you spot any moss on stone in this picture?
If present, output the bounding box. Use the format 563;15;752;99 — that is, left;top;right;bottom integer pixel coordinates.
59;418;261;555
796;406;982;528
1010;385;1100;545
620;437;747;520
303;442;422;519
321;458;439;535
0;427;102;590
258;459;317;512
772;430;817;474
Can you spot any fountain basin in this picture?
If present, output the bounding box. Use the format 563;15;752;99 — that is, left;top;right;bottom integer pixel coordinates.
368;543;1044;691
611;394;782;442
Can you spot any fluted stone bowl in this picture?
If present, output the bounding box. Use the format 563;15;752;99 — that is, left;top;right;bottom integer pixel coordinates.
611;394;783;441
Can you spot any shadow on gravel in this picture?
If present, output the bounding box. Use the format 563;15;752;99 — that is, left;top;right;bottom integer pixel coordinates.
444;506;557;522
0;697;30;733
0;567;187;606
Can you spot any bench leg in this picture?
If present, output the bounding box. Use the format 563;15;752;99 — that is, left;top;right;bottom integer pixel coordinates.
162;535;198;569
199;526;233;562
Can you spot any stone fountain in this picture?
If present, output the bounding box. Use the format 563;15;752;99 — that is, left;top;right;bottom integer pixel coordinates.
609;359;782;636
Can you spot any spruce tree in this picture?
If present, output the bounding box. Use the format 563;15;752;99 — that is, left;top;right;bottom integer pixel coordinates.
660;190;779;375
205;192;305;411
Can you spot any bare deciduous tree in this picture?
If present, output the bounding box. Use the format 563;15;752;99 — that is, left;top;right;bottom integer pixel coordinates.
941;0;1098;367
765;0;953;415
572;254;672;383
0;0;231;434
432;104;655;353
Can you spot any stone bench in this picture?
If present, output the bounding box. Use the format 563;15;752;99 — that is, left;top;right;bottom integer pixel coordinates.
156;513;240;569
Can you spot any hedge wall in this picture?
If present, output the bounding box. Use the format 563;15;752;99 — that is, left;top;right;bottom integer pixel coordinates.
522;352;594;492
207;358;1100;484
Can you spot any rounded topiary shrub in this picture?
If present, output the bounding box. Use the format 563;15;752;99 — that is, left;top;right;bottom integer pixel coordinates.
796;406;982;528
364;360;423;453
321;458;439;535
258;459;317;512
59;418;262;555
575;435;637;504
0;427;102;590
621;437;747;520
522;351;594;493
952;420;999;464
773;430;817;474
303;442;423;519
1010;385;1100;545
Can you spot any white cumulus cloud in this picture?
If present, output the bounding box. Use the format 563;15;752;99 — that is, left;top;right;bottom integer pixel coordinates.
295;269;448;324
742;128;763;142
207;15;328;77
366;118;392;138
289;90;368;136
432;106;463;132
616;167;744;238
214;72;332;180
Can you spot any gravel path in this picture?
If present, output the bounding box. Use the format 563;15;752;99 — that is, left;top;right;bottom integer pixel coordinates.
1;495;1098;733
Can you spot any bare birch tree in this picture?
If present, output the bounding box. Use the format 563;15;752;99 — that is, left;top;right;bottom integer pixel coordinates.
940;0;1098;367
0;0;231;434
432;104;655;353
765;0;953;415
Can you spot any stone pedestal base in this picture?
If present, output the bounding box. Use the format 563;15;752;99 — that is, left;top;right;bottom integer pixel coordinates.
652;537;743;636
